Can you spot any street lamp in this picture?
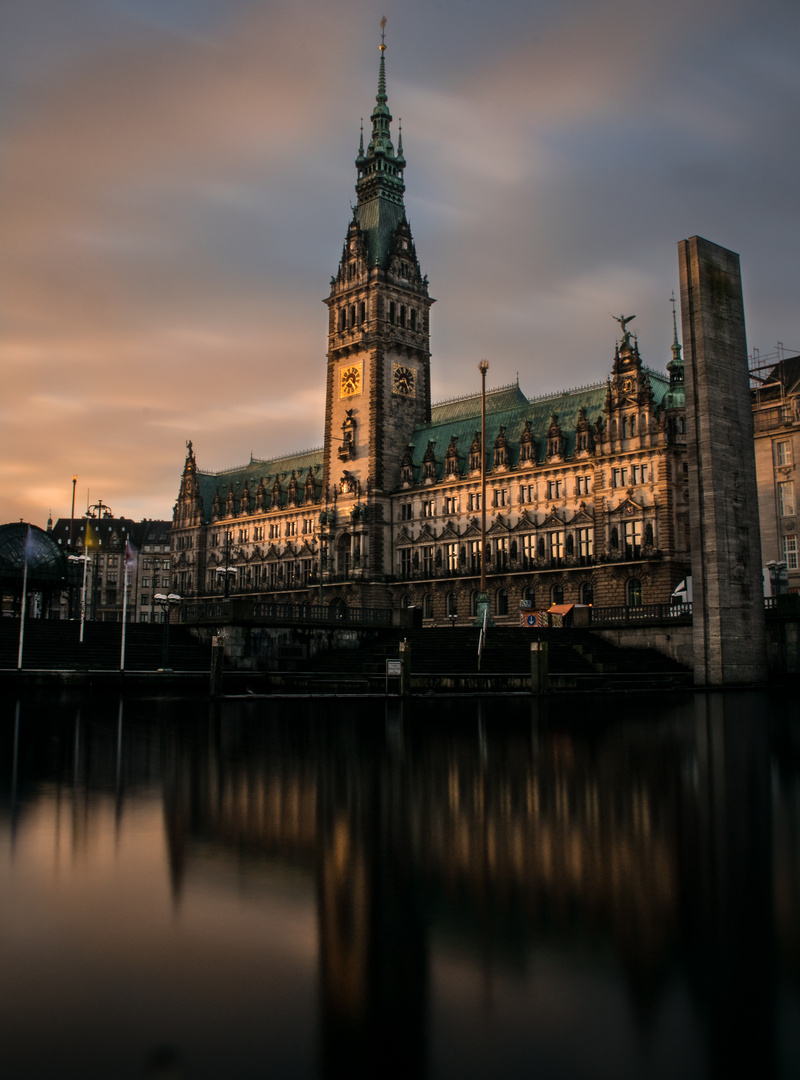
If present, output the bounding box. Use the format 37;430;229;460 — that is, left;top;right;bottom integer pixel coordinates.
215;564;237;596
154;592;182;670
216;534;237;597
68;553;91;643
475;359;490;628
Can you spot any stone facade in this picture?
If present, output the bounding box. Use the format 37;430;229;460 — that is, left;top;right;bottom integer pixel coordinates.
49;513;171;623
751;352;800;592
171;44;691;624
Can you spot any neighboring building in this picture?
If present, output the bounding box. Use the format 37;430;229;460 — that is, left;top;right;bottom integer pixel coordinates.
171;40;691;622
751;351;800;591
49;510;171;622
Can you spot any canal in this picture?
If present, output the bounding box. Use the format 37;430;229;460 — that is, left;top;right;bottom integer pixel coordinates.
1;689;799;1079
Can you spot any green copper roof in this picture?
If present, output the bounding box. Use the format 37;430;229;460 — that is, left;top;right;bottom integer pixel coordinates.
353;33;407;269
406;372;670;480
196;447;323;520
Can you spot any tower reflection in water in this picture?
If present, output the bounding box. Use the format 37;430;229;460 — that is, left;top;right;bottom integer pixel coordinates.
2;691;799;1080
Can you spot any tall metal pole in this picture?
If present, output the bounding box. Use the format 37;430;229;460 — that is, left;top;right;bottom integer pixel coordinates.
475;360;490;629
79;556;88;643
479;360;488;595
69;475;77;549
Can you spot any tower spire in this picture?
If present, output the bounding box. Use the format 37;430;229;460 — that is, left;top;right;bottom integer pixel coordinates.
351;17;407;268
664;291;686;409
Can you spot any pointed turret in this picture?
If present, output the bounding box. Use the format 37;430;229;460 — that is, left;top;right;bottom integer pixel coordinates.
352;26;408;269
663;293;686;409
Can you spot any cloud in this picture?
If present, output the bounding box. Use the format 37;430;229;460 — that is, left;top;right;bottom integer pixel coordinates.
1;0;799;526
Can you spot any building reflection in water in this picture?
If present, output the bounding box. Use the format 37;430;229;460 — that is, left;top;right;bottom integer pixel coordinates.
2;690;799;1079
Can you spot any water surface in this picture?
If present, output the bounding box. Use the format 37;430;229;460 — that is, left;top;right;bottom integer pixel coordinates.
2;690;799;1079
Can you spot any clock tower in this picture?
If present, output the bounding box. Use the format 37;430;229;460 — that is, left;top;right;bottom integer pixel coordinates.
323;28;434;581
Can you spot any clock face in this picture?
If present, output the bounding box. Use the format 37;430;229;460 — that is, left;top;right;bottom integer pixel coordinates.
393;363;416;398
340;363;362;399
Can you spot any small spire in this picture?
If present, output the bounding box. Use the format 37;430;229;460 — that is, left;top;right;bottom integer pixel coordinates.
670;291;683;366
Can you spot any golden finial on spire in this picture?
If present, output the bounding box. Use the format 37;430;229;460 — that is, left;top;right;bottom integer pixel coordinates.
380;16;387;52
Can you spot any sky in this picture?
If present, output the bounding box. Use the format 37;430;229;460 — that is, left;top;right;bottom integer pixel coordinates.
2;0;799;528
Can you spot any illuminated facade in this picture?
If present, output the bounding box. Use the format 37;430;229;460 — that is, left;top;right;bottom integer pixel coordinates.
171;41;691;621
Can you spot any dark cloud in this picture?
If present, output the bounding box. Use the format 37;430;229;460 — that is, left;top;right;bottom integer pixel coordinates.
1;0;798;525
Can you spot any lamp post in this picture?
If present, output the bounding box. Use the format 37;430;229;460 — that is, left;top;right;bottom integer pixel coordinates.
68;553;90;643
216;564;236;597
475;359;490;627
216;534;236;598
154;592;182;670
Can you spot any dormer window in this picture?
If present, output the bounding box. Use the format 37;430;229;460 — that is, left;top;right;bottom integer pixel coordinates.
493;426;509;468
422;440;437;481
469;432;482;472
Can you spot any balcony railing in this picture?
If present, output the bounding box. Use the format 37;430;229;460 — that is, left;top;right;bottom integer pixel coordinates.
182;598;391;626
592;602;692;622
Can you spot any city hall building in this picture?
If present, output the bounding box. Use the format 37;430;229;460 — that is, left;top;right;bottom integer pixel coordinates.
171;41;690;623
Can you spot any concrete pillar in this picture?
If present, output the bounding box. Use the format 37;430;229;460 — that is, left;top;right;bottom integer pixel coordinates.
678;236;767;685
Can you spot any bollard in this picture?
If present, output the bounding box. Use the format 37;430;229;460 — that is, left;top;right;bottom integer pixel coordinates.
530;640;548;694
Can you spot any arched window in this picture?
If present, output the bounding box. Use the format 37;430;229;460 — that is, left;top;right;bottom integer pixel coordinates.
470;590;479;616
580;582;594;606
551;584;564;605
446;592;457;616
401;594;411;609
338;309;346;333
497;589;509;616
400;305;406;328
389;301;396;325
627;578;642;607
349;304;356;328
423;593;434;620
523;586;536;607
410;309;417;331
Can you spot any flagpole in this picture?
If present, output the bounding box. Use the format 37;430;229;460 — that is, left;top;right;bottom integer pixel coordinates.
17;526;30;670
120;563;129;670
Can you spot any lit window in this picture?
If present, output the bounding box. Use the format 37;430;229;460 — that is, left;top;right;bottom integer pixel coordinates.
447;543;458;571
779;481;795;516
422;546;434;575
776;440;793;467
784;534;798;570
624;520;642;555
549;531;564;561
469;540;481;570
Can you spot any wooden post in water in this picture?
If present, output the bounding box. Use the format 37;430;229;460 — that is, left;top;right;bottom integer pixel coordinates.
210;635;224;698
530;640;548;693
399;638;411;698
